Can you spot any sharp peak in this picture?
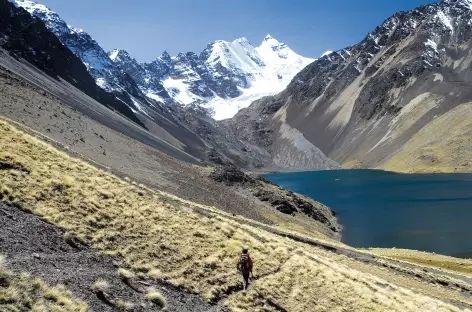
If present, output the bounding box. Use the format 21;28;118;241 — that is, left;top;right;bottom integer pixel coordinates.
160;50;172;58
155;50;172;62
261;34;284;47
264;34;279;41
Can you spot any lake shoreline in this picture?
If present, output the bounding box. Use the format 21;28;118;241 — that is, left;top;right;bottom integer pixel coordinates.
265;169;472;258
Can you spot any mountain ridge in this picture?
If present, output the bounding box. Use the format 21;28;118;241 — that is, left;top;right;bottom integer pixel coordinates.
12;0;314;120
224;0;472;172
110;34;314;120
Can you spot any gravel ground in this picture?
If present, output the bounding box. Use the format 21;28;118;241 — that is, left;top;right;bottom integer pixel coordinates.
0;203;225;312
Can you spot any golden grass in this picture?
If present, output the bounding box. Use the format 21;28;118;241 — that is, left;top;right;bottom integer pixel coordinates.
115;299;135;311
90;279;109;294
370;248;472;276
380;103;472;173
145;288;166;309
0;256;87;311
118;268;135;282
0;119;469;311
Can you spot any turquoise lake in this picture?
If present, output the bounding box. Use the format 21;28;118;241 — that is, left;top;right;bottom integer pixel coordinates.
265;170;472;258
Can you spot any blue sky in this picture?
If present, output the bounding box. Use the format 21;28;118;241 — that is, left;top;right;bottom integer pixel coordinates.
39;0;433;62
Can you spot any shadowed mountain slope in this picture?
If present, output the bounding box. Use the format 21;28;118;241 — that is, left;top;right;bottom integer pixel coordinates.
226;0;472;173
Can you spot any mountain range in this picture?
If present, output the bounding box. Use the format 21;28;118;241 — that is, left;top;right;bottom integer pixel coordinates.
5;0;472;173
225;0;472;173
110;35;313;120
11;0;313;121
3;0;472;310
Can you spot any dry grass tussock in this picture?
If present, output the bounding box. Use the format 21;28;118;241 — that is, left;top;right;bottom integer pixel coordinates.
0;119;468;311
145;288;166;309
115;299;135;311
90;279;110;294
0;255;87;311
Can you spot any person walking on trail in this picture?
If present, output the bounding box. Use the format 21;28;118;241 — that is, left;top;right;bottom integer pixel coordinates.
237;248;253;290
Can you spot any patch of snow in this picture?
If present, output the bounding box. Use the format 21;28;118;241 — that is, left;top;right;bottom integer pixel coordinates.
130;97;152;118
162;77;202;105
109;49;120;61
321;50;334;57
436;11;454;33
146;92;165;103
96;78;108;89
425;39;438;52
433;73;444;82
206;86;276;120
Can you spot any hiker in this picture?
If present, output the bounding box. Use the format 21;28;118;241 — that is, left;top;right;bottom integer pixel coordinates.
237;248;253;290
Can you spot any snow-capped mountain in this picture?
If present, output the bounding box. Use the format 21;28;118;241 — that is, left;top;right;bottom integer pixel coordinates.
13;0;314;120
111;35;314;119
11;0;175;119
225;0;472;171
11;0;129;93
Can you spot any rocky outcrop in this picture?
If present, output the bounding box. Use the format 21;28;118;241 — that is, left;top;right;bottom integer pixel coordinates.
209;166;340;231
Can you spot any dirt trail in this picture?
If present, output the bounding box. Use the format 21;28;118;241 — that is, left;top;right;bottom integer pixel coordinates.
0;203;224;312
191;206;472;309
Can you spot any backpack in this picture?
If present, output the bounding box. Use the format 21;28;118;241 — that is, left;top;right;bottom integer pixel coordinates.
239;254;250;273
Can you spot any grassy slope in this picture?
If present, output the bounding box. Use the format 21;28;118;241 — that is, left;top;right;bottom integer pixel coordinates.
379;103;472;173
0;119;469;311
370;248;472;276
0;256;87;311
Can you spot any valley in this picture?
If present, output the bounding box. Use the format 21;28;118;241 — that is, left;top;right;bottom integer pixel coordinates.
1;0;472;311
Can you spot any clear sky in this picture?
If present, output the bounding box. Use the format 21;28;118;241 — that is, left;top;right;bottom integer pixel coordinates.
38;0;434;62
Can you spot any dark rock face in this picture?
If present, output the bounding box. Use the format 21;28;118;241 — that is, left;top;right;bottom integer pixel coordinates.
14;1;153;102
110;49;171;102
0;0;145;128
226;0;472;170
209;165;254;185
172;103;270;168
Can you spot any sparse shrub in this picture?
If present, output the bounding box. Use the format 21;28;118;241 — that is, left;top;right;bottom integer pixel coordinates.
91;279;109;294
145;288;166;309
115;300;135;311
42;284;70;304
118;268;135;282
31;278;43;290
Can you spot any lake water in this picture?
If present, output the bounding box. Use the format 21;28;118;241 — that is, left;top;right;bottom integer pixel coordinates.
265;170;472;258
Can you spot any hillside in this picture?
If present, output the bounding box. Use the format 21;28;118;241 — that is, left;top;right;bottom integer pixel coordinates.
7;0;336;170
226;0;472;173
3;0;472;310
2;118;472;311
